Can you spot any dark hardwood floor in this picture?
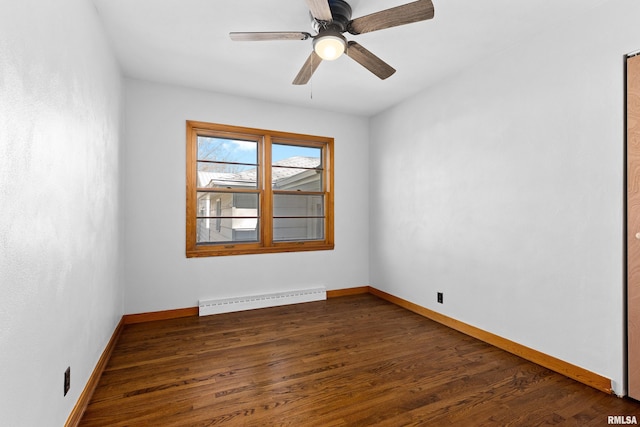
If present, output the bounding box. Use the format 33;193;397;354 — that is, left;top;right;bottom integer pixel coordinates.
79;294;640;426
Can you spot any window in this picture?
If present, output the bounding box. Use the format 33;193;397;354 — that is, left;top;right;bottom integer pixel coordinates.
186;121;334;257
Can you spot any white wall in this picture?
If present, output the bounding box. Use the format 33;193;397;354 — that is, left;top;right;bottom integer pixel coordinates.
0;0;124;425
369;0;640;396
123;79;369;314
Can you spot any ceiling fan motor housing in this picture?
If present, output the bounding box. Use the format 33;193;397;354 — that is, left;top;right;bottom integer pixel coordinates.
312;0;352;33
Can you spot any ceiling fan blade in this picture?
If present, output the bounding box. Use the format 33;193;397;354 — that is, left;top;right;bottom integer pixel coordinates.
292;51;323;85
347;0;434;35
346;41;396;80
230;32;311;41
305;0;333;21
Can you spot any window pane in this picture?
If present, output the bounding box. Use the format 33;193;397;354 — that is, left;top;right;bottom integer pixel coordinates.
197;162;257;189
197;192;258;216
273;193;324;241
272;167;322;191
273;194;324;218
196;192;259;244
197;219;259;244
197;136;258;189
272;144;322;191
273;218;324;241
272;144;321;164
198;136;257;163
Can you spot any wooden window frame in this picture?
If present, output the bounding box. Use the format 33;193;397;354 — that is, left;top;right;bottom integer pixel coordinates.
186;121;334;257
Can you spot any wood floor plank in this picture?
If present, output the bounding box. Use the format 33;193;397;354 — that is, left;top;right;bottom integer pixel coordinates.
79;294;640;426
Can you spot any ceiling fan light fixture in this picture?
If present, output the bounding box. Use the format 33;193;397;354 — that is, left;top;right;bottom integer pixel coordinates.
313;34;346;61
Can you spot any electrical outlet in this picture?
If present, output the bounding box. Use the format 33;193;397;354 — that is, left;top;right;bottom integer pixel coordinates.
64;367;70;396
437;292;443;304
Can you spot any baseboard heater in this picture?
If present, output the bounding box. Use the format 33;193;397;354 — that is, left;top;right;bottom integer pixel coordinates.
198;286;327;316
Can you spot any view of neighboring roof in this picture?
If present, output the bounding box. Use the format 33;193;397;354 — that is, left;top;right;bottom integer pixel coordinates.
197;156;321;188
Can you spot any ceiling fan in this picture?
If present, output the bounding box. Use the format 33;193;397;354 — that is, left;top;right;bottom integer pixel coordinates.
229;0;435;85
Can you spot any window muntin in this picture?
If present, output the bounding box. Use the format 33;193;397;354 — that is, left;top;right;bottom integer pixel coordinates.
186;122;334;257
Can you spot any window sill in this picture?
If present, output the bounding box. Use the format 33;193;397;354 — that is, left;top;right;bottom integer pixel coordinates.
186;242;335;258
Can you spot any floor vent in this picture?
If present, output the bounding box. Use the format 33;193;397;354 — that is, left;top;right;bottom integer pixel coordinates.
198;287;326;316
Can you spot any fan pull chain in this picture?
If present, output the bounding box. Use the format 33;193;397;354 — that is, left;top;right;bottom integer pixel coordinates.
310;53;314;99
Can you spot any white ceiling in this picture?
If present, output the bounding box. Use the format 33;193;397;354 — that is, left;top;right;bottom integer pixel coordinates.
91;0;608;117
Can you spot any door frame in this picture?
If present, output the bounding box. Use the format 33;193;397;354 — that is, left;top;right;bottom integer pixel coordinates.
626;50;640;401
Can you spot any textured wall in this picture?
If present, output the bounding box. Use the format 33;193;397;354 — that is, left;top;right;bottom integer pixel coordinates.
0;0;123;425
123;79;370;314
369;0;640;396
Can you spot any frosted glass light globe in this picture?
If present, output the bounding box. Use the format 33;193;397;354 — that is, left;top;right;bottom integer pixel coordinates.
314;35;346;61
